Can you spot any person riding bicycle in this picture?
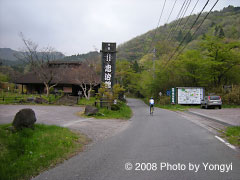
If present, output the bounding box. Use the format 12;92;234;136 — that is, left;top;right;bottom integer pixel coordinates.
149;97;154;114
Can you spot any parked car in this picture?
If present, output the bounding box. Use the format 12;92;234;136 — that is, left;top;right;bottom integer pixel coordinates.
201;96;222;109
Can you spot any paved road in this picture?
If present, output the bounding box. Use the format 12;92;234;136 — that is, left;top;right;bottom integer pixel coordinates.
33;99;240;180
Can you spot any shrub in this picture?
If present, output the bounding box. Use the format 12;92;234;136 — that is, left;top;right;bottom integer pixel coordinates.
158;95;171;105
222;85;240;105
111;104;121;111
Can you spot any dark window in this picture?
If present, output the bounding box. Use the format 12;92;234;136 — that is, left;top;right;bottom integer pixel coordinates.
210;96;221;100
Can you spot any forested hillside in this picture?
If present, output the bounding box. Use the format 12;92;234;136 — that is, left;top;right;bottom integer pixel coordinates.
117;5;240;61
63;51;100;63
115;6;240;104
0;48;65;72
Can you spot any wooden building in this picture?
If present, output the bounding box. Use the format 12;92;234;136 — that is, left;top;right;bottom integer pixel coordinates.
15;61;101;96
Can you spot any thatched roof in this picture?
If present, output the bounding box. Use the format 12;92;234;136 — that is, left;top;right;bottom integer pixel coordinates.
15;62;101;85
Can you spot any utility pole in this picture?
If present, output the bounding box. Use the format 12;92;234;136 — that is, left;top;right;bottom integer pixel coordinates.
153;47;156;80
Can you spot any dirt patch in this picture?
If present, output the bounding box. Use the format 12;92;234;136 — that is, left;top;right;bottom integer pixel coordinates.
65;118;130;142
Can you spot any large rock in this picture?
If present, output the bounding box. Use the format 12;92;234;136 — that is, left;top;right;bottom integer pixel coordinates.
12;108;37;129
84;105;99;116
27;97;35;103
35;97;48;104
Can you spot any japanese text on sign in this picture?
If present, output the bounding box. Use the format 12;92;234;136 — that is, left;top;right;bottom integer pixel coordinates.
101;42;116;89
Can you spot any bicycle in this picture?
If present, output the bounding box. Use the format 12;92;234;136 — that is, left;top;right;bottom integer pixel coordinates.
150;105;154;115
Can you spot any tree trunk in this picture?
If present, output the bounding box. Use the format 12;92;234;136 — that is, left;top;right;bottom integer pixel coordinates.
87;86;92;100
80;84;88;99
44;83;50;96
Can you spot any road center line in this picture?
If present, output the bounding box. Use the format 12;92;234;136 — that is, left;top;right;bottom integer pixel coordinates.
215;136;237;151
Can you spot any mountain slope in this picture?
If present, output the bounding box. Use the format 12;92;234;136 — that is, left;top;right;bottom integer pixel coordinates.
63;51;100;62
0;48;65;62
117;5;240;61
0;48;21;61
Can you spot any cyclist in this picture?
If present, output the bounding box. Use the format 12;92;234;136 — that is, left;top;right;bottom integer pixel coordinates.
149;97;154;115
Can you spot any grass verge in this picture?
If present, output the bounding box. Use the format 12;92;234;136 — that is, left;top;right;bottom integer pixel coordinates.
0;92;63;105
222;126;240;147
0;124;90;180
155;104;240;111
222;104;240;108
78;97;96;106
94;102;132;119
155;104;200;111
78;97;132;120
81;102;132;120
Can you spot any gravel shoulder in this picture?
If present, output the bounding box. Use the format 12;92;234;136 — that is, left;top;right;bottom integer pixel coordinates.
176;108;240;140
188;108;240;126
0;105;130;142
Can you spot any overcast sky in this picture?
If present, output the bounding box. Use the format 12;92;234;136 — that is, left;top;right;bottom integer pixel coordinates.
0;0;240;56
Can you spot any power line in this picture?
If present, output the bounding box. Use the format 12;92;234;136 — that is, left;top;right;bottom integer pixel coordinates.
146;0;167;54
176;0;192;28
174;0;220;60
166;0;178;24
166;0;188;40
163;0;211;69
169;0;192;42
181;0;200;32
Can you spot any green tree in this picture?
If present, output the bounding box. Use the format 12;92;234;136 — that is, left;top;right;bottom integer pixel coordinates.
184;32;192;43
201;36;240;86
175;50;210;87
214;25;225;38
176;30;183;42
0;72;8;82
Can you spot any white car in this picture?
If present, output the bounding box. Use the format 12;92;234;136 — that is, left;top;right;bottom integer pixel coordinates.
201;96;222;109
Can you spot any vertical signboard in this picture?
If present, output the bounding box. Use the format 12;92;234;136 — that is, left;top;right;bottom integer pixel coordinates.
171;88;176;104
101;42;116;89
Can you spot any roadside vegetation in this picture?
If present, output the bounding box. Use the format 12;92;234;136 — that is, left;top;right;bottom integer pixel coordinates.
78;97;96;106
222;126;240;147
155;104;200;111
79;97;132;120
78;84;132;120
222;104;240;108
93;101;132;119
154;101;240;111
0;90;64;105
0;124;90;180
155;104;240;111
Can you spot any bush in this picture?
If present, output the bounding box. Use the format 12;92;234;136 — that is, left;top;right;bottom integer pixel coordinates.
96;83;125;102
111;104;121;111
158;95;171;105
78;97;96;106
221;85;240;105
95;101;132;119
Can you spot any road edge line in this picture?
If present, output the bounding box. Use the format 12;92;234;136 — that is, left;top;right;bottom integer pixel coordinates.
215;135;237;151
